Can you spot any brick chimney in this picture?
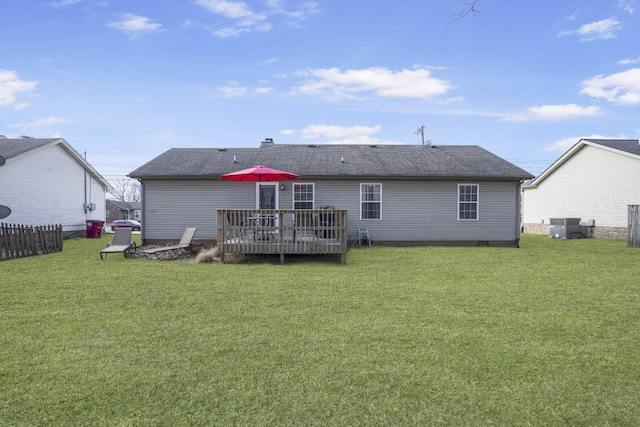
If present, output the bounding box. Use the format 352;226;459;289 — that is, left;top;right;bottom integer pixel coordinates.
261;138;274;147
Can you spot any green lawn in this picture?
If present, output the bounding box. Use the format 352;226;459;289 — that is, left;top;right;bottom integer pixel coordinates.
1;235;639;426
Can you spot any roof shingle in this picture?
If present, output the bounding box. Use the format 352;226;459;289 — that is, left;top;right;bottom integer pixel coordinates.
129;144;533;180
0;138;59;159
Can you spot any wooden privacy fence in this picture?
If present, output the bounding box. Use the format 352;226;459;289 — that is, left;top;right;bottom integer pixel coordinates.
0;223;63;260
629;205;640;248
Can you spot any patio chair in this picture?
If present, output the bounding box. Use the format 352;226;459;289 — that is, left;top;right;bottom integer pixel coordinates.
100;227;136;260
142;227;201;255
358;228;371;247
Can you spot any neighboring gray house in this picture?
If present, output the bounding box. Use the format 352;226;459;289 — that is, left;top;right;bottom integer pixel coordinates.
522;138;640;239
0;136;110;232
106;199;142;223
129;139;533;246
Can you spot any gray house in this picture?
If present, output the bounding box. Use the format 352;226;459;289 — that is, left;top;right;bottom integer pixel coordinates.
106;199;142;223
129;139;533;247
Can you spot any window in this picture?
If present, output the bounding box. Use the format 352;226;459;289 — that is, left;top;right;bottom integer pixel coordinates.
458;184;479;220
361;183;382;220
293;183;314;209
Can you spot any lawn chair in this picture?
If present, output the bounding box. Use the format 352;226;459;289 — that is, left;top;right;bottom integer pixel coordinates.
358;228;371;247
142;227;201;256
100;227;136;260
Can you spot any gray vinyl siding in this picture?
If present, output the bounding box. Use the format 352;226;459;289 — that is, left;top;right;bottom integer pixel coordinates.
142;178;520;242
523;145;640;228
350;180;518;241
142;179;255;241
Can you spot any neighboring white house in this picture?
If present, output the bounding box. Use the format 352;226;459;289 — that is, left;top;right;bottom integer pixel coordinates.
522;139;640;239
0;136;111;232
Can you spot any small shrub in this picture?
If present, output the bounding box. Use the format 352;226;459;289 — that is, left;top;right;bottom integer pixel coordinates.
195;247;219;263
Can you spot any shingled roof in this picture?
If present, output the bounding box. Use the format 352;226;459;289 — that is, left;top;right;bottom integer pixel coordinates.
129;143;533;180
0;137;59;159
582;139;640;156
0;137;111;189
524;139;640;188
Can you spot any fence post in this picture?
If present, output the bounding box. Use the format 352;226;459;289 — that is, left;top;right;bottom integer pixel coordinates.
629;205;640;248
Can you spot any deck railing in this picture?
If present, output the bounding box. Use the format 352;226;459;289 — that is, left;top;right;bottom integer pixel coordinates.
217;208;348;264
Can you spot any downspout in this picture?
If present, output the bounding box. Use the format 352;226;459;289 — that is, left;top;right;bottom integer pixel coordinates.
515;180;523;247
139;179;145;246
83;151;88;216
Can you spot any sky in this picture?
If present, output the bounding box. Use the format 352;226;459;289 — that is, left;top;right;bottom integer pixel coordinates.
1;0;639;181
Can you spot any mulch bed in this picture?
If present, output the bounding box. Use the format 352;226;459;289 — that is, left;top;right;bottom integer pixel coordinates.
130;245;214;263
129;245;340;264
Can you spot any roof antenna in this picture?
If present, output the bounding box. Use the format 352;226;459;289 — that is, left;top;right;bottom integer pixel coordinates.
415;124;431;146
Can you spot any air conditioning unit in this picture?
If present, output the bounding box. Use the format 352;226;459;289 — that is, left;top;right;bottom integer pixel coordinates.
549;218;582;239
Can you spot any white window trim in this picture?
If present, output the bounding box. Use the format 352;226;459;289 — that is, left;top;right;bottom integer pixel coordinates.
458;183;479;221
360;183;382;220
292;182;315;209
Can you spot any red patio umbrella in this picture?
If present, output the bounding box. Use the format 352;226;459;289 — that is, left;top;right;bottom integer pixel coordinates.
220;165;299;182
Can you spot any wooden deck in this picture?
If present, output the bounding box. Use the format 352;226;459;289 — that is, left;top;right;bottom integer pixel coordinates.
217;209;348;264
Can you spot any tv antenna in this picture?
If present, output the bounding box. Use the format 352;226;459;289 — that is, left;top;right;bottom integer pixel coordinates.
415;124;431;146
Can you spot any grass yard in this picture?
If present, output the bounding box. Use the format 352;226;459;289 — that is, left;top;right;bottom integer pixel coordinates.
1;234;639;425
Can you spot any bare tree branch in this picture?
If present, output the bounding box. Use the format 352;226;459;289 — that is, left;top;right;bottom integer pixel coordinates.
108;178;141;202
449;0;481;22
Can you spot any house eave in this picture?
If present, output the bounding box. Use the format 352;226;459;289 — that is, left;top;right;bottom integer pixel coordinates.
131;173;531;181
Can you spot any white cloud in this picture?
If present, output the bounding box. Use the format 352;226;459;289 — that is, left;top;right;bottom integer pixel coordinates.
544;134;627;152
263;57;279;65
437;96;464;105
7;117;69;140
195;0;257;19
194;0;318;38
559;18;622;41
213;82;274;97
301;124;382;139
107;13;163;37
194;0;270;37
218;82;248;97
291;124;402;145
619;57;640;64
581;68;640;104
619;0;635;14
322;135;394;145
7;116;69;128
0;69;38;108
51;0;83;7
29;116;70;126
272;1;320;27
292;67;454;100
504;104;602;121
